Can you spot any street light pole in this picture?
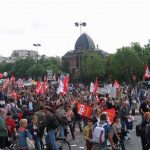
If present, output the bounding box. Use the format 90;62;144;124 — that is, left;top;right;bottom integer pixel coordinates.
33;44;41;58
75;22;86;35
84;54;86;84
33;44;41;79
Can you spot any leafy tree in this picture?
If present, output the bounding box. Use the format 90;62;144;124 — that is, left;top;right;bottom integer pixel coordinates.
13;57;36;78
0;62;14;75
81;51;106;82
109;46;143;83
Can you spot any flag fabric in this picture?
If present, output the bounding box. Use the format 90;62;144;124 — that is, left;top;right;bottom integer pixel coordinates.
90;82;94;93
35;79;49;95
90;79;98;95
57;80;64;95
96;95;99;102
0;73;3;79
53;74;56;81
43;76;49;90
113;80;120;88
144;65;150;79
35;80;42;94
11;90;18;100
18;79;23;88
63;76;69;95
77;103;92;118
57;76;69;95
103;108;116;124
10;75;15;84
94;78;98;95
2;78;9;91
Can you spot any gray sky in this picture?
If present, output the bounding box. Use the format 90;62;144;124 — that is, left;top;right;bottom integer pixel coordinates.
0;0;150;57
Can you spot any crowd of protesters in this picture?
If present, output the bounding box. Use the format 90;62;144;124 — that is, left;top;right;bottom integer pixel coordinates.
0;80;150;150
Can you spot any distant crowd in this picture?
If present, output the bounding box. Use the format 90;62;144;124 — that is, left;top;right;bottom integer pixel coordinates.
0;82;150;150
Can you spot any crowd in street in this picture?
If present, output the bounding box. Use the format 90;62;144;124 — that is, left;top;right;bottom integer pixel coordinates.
0;81;150;150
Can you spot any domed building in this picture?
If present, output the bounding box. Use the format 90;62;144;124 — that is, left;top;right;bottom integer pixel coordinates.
75;33;95;51
62;33;108;81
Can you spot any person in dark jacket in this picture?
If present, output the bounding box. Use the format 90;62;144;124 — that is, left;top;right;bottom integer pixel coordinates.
28;115;41;150
44;106;59;150
92;107;102;124
140;112;150;150
72;103;83;132
0;108;8;149
35;105;45;148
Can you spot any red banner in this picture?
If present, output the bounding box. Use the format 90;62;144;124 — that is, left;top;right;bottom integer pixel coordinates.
144;65;150;79
77;103;92;118
103;108;116;123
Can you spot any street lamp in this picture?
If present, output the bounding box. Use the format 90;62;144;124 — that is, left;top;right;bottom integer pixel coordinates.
84;54;94;84
33;44;41;56
33;44;41;79
75;22;86;35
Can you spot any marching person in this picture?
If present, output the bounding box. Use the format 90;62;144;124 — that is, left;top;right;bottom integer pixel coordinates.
0;108;8;149
18;119;34;150
92;113;116;150
83;118;93;150
28;115;42;150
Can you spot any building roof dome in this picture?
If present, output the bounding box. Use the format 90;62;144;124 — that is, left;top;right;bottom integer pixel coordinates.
75;33;95;51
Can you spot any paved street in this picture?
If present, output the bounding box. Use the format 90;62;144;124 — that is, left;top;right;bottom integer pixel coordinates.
67;115;142;150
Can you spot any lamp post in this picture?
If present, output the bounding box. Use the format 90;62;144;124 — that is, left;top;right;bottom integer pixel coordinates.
84;54;94;84
84;54;87;84
33;44;41;79
75;22;86;35
33;44;41;56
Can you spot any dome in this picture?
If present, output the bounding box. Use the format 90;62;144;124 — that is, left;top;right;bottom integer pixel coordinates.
75;33;95;51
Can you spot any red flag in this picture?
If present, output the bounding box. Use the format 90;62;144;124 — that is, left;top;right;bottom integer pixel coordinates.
114;80;120;88
11;90;18;100
2;78;9;91
18;79;23;88
63;76;69;95
43;76;49;92
103;108;116;124
41;82;48;95
94;78;98;95
35;80;42;94
78;103;92;118
35;79;48;95
0;73;3;79
144;65;150;79
10;75;15;84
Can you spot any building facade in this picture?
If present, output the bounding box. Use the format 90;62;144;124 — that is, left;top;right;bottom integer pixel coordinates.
11;50;38;60
62;33;108;81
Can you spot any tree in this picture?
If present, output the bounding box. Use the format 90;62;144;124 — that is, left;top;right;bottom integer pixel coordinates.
13;57;36;78
109;46;143;83
81;51;106;83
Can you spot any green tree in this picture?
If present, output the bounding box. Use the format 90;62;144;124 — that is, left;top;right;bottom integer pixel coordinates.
81;51;106;82
109;46;143;83
13;57;36;78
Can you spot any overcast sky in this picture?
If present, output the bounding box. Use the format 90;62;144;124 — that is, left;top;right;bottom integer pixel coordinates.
0;0;150;57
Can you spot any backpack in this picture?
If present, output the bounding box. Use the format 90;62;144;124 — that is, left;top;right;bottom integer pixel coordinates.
51;114;59;129
92;122;107;144
136;124;141;137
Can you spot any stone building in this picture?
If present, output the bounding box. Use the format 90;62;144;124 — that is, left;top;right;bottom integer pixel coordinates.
62;33;108;81
11;50;38;60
